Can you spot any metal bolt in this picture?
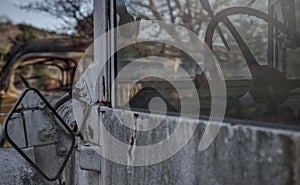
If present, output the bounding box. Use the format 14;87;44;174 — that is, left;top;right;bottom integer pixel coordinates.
99;106;109;113
38;101;46;109
70;122;78;132
59;145;67;154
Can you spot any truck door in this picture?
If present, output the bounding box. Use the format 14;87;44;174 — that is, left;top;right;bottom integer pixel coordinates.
71;0;300;184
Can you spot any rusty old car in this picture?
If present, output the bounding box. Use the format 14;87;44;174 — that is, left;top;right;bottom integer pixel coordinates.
0;38;91;146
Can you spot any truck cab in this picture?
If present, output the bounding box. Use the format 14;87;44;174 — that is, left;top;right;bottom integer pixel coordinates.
2;0;300;184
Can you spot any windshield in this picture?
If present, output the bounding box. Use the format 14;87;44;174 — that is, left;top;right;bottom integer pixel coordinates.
114;0;300;126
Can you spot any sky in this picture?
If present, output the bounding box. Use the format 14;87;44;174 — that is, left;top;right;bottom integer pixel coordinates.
0;0;66;32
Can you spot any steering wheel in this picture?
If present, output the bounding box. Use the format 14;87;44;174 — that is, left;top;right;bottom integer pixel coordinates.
204;7;298;114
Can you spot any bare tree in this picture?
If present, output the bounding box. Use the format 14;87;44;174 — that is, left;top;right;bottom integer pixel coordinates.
119;0;271;78
18;0;93;37
125;0;236;35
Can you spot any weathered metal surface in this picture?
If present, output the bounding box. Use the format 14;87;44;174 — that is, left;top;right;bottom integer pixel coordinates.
54;98;300;185
57;94;101;185
0;147;58;185
79;144;101;172
94;0;111;103
96;109;300;185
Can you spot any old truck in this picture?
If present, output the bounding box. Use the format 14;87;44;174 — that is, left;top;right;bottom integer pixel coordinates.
1;0;300;184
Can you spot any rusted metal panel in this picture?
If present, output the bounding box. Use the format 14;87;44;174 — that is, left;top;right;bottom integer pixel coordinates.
97;109;300;185
54;98;300;185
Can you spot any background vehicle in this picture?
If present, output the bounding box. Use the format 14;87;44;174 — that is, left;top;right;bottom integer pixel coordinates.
0;38;91;146
0;38;91;109
2;0;300;185
0;38;91;112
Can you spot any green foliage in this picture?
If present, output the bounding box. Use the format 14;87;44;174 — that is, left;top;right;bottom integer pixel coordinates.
0;47;5;54
75;14;93;38
14;24;37;43
0;47;5;71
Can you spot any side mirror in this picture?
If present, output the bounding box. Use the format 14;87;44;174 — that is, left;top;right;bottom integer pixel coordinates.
3;88;75;181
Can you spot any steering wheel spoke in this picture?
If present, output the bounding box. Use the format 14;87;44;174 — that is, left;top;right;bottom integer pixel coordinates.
203;6;293;113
